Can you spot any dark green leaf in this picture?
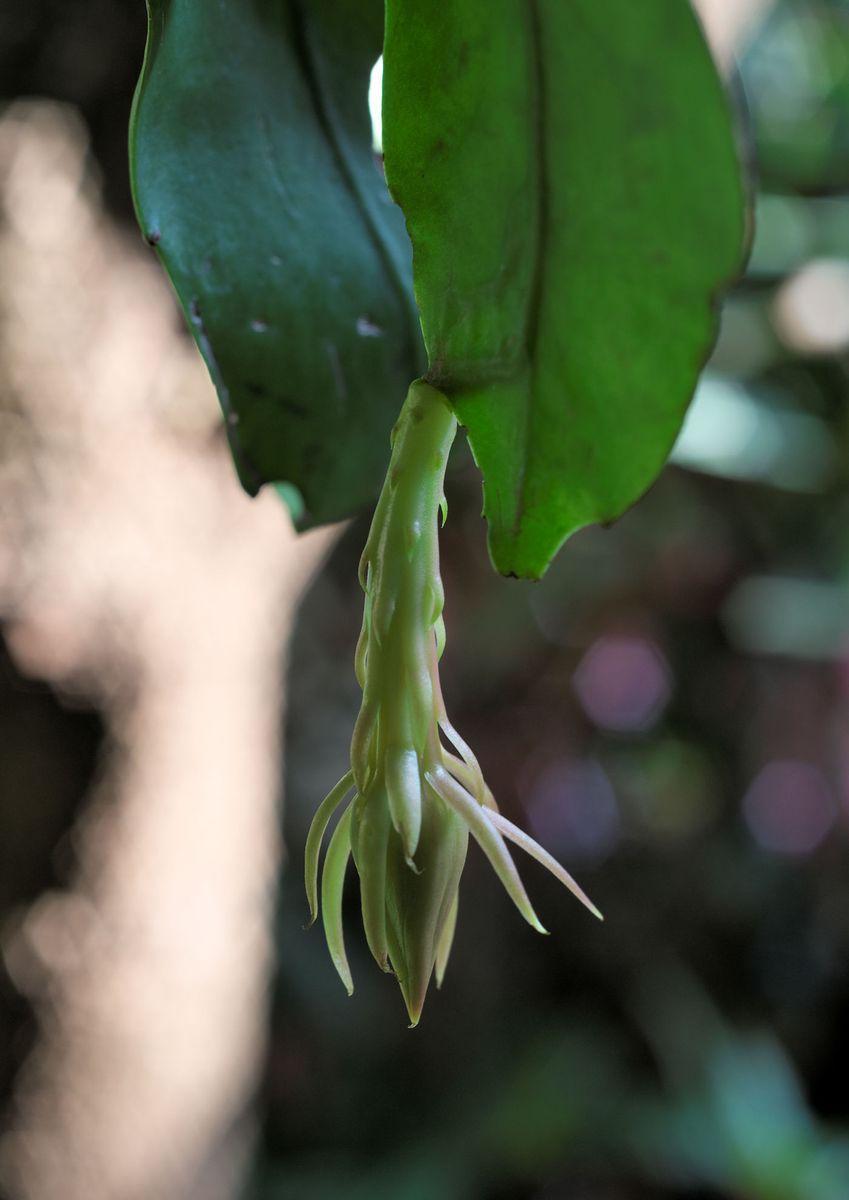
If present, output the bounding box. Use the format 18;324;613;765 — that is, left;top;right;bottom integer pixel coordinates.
383;0;748;578
130;0;424;527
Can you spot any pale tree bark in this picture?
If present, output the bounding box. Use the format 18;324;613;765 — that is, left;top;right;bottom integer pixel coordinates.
693;0;775;72
0;100;337;1200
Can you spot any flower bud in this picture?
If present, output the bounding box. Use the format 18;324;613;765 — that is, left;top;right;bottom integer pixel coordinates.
305;382;601;1023
383;785;468;1026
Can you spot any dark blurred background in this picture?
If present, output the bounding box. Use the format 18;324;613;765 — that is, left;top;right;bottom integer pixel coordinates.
2;2;849;1199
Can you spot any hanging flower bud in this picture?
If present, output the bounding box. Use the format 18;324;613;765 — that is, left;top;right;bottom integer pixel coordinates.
305;381;601;1025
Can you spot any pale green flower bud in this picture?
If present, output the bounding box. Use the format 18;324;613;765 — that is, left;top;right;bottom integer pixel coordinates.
381;786;468;1024
305;381;601;1025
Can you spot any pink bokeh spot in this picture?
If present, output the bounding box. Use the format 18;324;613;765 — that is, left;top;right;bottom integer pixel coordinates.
743;760;837;856
525;758;620;863
573;635;671;733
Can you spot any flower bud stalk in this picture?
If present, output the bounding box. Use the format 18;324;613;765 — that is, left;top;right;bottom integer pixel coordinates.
306;380;601;1025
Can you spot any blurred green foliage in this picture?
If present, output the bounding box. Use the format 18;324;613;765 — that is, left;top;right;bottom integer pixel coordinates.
743;0;849;192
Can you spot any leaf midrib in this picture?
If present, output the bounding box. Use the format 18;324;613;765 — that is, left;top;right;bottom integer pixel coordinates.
292;0;420;359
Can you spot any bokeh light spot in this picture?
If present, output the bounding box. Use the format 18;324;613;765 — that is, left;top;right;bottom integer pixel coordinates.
573;635;671;733
743;760;836;856
525;758;620;863
773;258;849;354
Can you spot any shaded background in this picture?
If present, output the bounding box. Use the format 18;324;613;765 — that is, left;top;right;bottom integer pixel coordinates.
2;1;849;1198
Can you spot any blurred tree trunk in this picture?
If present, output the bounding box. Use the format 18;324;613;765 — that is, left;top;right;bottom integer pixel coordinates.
0;99;336;1200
